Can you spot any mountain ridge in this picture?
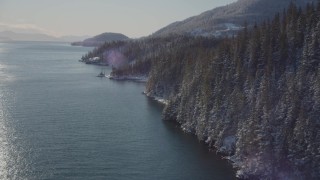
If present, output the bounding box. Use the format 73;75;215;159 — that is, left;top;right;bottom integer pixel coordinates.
71;32;129;47
0;31;90;42
153;0;316;37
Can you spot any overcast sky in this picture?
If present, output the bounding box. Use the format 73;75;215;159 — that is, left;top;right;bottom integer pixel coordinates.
0;0;237;38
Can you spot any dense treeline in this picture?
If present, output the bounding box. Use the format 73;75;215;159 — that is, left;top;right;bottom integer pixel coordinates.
81;2;320;179
153;0;314;37
145;2;320;179
110;36;219;78
81;35;219;78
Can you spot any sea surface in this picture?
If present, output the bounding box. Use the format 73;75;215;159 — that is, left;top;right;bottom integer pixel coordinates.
0;41;235;180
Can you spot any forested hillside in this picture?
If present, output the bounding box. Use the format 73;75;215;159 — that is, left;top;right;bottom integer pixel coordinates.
153;0;315;37
146;3;320;179
81;2;320;179
72;32;129;47
81;35;219;78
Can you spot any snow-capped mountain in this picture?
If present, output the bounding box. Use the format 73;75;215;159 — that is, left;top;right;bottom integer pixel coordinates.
153;0;316;37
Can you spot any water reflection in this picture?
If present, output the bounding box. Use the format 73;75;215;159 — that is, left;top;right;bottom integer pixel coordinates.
0;88;13;179
0;63;11;83
144;96;236;179
0;44;14;83
0;42;236;179
0;88;31;179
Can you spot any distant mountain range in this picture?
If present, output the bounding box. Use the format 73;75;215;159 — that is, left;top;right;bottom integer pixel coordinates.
0;31;128;46
1;0;315;43
153;0;316;37
0;31;90;42
71;32;129;47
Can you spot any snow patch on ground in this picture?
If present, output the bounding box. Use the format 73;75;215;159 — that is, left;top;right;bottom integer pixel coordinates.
189;23;243;37
143;91;169;105
223;23;243;31
213;23;243;37
153;96;169;105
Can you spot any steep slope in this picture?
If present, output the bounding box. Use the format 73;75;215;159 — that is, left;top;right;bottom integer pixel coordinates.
80;2;320;179
153;0;316;37
72;32;129;47
145;3;320;179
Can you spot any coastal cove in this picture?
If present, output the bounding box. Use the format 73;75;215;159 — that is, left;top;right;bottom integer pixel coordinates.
0;42;235;179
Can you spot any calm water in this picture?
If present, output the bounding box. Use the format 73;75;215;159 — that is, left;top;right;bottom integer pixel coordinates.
0;42;235;180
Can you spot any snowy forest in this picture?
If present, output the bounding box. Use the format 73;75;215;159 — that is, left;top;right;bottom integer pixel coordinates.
82;2;320;179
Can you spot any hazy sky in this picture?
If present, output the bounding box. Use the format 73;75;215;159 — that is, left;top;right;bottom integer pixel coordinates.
0;0;236;38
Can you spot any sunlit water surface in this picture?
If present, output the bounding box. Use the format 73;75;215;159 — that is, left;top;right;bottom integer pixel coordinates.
0;42;235;180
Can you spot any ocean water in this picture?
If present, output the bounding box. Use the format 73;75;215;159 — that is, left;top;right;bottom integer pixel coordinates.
0;41;235;180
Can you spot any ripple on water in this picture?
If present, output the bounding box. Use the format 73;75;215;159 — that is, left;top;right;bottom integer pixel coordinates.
0;64;15;83
0;88;40;180
0;42;236;179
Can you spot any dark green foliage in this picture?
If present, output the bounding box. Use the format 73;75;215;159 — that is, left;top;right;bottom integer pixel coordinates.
145;3;320;179
72;32;129;47
81;2;320;179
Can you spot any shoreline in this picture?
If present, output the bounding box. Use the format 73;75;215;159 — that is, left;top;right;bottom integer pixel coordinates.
107;74;148;83
142;91;169;105
108;76;240;178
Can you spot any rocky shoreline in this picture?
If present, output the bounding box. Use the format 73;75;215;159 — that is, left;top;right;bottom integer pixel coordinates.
107;75;148;83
